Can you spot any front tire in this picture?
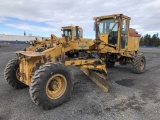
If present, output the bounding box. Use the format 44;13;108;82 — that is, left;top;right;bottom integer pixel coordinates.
29;62;73;109
4;58;28;89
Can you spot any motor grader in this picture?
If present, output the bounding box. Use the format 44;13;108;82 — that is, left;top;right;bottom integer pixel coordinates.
93;14;145;73
24;26;83;53
4;14;145;109
24;37;51;52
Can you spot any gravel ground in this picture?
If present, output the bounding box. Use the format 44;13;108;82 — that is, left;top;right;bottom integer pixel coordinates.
0;45;160;120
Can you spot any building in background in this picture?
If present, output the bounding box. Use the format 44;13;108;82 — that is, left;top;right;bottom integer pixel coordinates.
0;34;47;44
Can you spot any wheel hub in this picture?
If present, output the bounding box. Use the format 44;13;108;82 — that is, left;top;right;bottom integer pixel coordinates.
48;80;60;91
46;74;67;99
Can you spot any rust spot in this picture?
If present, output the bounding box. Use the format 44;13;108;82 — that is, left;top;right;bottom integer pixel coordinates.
20;73;27;82
16;51;45;57
71;62;75;65
43;56;47;63
129;32;141;37
47;55;52;62
60;53;65;63
55;55;61;62
31;59;43;74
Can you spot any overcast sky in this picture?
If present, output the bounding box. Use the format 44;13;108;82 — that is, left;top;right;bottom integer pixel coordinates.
0;0;159;38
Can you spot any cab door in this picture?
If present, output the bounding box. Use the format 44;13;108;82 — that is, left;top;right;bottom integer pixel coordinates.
120;19;129;51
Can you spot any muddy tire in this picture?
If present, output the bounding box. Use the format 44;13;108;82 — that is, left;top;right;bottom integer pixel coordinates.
132;54;146;74
4;58;28;89
29;62;73;109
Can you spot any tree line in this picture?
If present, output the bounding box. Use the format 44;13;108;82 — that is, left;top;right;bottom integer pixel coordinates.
140;33;160;47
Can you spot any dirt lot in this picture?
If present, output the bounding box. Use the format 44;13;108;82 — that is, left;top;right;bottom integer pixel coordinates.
0;45;160;120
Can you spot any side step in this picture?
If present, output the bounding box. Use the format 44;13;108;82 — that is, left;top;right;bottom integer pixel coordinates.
81;68;109;92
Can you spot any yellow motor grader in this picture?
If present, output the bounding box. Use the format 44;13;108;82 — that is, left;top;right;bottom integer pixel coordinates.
4;14;145;109
24;37;51;52
93;14;145;72
24;26;83;53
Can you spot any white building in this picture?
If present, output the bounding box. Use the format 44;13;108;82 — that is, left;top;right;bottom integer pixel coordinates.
0;34;44;42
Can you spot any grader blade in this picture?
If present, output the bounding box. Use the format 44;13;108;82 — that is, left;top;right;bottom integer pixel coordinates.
81;68;109;92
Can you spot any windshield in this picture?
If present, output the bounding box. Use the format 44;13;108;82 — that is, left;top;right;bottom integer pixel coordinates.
64;29;83;39
99;19;118;34
64;30;71;36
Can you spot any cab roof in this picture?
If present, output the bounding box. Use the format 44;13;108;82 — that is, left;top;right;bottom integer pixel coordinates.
61;26;82;30
93;14;131;20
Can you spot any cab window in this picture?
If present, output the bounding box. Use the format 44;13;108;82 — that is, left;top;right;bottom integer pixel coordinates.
64;30;71;36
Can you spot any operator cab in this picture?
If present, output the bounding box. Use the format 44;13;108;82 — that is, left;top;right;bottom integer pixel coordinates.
94;14;131;50
61;26;83;41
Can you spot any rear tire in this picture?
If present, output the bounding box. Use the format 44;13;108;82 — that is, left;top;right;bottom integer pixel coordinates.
132;54;146;74
29;62;73;109
4;58;28;89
